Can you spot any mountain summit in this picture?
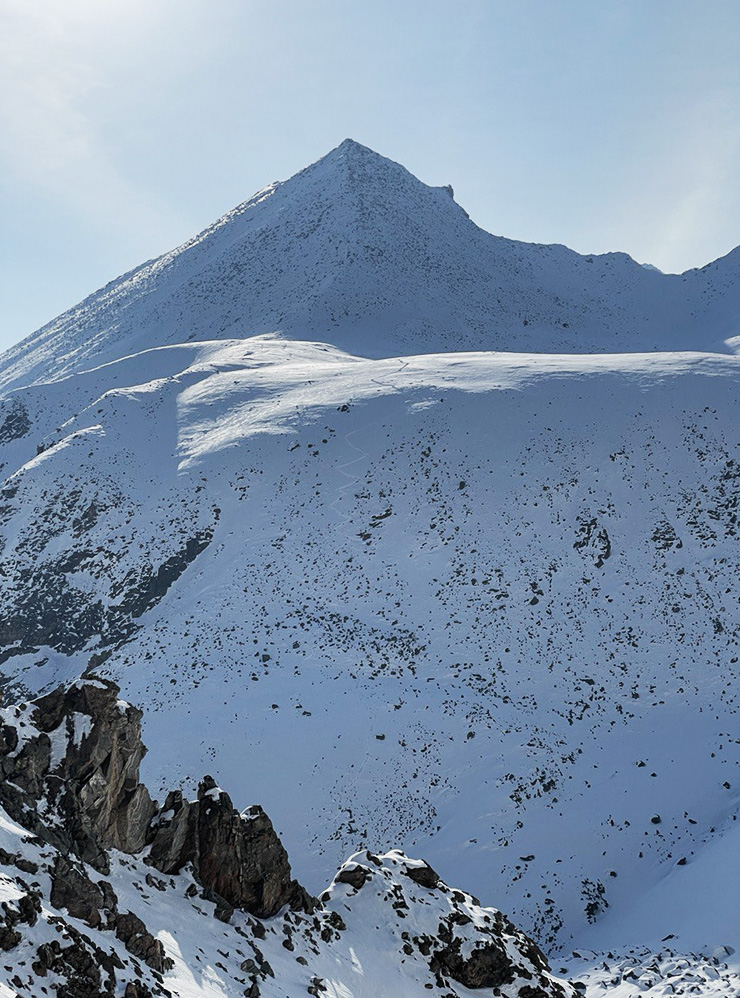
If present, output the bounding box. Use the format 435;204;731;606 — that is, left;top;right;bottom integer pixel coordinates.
1;139;739;392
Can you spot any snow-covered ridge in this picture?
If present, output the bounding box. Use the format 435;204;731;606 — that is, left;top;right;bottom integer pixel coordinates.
0;678;575;997
1;138;739;394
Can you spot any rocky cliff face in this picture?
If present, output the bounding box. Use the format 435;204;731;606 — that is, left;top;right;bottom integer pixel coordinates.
0;679;575;997
148;777;312;919
0;677;309;920
1;679;156;871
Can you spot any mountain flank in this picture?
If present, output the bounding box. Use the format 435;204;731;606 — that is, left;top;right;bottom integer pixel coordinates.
1;141;740;996
0;678;574;997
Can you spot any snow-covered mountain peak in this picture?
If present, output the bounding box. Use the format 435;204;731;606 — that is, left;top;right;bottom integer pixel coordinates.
1;137;740;996
2;142;738;395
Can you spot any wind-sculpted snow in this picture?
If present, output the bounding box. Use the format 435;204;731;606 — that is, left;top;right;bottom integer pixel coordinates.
0;338;738;985
1;139;739;393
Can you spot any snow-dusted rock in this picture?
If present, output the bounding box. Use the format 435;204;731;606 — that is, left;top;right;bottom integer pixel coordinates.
0;678;155;870
148;776;313;919
0;680;575;997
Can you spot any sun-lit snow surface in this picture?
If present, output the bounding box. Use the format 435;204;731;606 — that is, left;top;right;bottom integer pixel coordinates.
0;337;739;988
2;139;739;997
1;139;739;395
0;803;575;998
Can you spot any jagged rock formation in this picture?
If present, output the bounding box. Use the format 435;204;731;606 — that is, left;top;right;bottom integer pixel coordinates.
149;777;312;918
0;679;575;997
0;679;156;870
0;678;310;920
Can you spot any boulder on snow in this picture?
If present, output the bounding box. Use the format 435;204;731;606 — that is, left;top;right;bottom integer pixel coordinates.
402;859;441;889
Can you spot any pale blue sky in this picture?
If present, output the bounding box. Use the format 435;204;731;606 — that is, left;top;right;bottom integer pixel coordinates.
1;0;739;351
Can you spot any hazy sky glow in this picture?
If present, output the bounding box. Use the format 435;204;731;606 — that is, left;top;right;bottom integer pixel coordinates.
1;0;739;350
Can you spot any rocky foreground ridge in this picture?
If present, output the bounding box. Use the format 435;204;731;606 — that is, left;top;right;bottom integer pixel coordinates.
0;678;574;997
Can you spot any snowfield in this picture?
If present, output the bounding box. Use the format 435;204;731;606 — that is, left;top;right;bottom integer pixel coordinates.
1;337;739;969
0;140;739;995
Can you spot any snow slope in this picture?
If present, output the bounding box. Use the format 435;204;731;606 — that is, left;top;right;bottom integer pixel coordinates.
0;826;574;998
0;679;576;998
0;139;739;394
1;140;740;995
0;337;738;977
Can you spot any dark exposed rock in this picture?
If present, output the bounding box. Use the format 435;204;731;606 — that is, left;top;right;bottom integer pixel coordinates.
201;887;235;922
403;860;440;889
335;864;371;890
0;845;38;873
0;400;31;443
50;855;109;929
147;789;197;873
1;885;41;946
0;722;18;754
113;529;213;621
31;927;120;996
17;888;41;926
573;515;611;568
0;922;21;950
651;519;682;551
0;678;156;872
34;933;103;989
0;561;109;656
148;775;314;918
114;910;173;973
431;935;514;988
124;982;153;998
0;524;213;659
518;986;564;998
423;900;560;994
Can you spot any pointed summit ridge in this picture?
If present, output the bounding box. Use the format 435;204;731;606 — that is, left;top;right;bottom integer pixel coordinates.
0;142;738;392
336;136;374;154
291;136;428;202
326;137;391;162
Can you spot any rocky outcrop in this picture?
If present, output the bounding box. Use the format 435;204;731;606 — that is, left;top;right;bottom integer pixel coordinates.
0;678;156;871
0;678;312;918
32;927;121;996
403;859;440;889
328;851;573;998
114;911;172;974
0;399;30;443
148;776;313;918
335;863;372;890
50;855;112;929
